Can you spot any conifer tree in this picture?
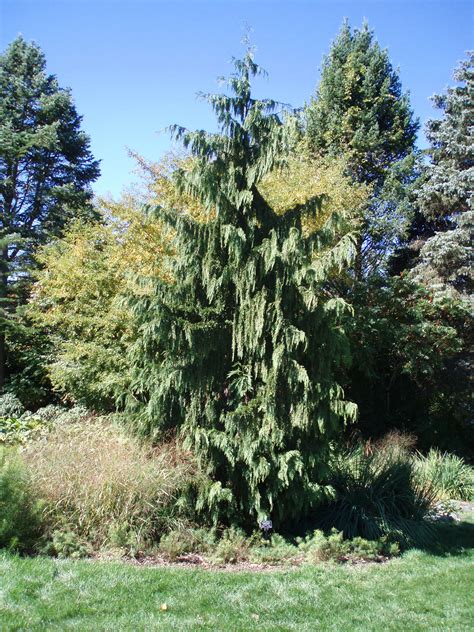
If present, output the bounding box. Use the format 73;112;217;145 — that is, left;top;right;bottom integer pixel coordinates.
127;51;357;528
305;21;419;275
0;36;100;389
410;52;473;302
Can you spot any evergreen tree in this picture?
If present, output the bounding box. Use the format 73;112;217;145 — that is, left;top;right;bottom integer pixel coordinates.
0;36;100;388
127;51;357;528
409;52;473;302
305;21;419;275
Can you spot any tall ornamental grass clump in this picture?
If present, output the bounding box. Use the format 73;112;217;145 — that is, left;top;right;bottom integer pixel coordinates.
318;442;435;545
0;446;42;552
414;449;474;501
23;420;200;552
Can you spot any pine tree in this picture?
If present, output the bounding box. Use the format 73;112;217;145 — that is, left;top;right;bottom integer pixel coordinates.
0;36;100;388
305;21;419;275
127;51;357;528
410;52;473;302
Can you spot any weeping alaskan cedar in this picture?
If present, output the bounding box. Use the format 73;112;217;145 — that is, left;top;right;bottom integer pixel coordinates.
127;52;358;528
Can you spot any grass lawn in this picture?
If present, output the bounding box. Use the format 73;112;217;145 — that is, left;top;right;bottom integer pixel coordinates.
1;520;473;632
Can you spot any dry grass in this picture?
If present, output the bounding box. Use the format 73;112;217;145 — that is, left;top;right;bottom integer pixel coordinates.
23;419;199;551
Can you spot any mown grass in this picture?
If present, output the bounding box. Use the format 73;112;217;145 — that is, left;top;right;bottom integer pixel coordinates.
1;518;473;632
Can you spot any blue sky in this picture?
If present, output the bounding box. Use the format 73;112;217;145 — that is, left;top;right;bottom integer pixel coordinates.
1;0;472;197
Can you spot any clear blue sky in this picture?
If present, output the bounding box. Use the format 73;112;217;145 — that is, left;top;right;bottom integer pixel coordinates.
1;0;472;197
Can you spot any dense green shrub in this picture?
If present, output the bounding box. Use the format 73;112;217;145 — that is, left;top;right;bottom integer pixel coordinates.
23;420;201;554
344;277;471;453
414;449;474;501
317;444;435;544
0;447;42;552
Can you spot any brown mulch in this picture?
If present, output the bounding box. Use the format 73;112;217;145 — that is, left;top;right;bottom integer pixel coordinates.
92;551;393;572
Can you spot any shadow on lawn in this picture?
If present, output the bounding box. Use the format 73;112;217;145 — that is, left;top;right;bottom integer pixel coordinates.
418;519;474;556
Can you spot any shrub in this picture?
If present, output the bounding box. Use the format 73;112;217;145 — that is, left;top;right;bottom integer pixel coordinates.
318;445;435;545
53;406;92;424
158;526;401;565
414;449;474;501
0;447;42;552
158;527;216;561
30;405;65;422
0;416;52;446
249;533;298;564
23;420;200;554
298;529;399;563
0;394;25;418
212;527;261;564
42;529;91;559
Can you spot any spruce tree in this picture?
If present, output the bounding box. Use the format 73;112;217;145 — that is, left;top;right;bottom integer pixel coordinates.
127;51;357;528
305;21;419;275
410;52;473;302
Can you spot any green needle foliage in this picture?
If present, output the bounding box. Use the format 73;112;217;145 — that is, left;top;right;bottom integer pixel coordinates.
127;51;357;528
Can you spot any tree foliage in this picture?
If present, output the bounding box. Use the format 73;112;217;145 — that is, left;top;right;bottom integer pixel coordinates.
29;191;172;410
305;21;419;275
305;20;418;185
127;52;358;527
30;153;367;413
0;36;99;388
344;276;471;452
409;52;473;303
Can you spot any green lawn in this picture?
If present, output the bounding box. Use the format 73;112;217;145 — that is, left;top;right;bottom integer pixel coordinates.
1;521;473;632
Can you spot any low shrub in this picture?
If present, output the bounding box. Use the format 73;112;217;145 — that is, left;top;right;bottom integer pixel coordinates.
247;533;298;564
0;394;25;419
23;419;200;554
52;405;92;424
29;405;66;422
317;444;435;545
213;527;262;564
0;447;42;552
0;416;52;446
158;526;217;561
42;529;92;559
297;529;399;563
414;449;474;501
157;526;401;565
0;405;93;446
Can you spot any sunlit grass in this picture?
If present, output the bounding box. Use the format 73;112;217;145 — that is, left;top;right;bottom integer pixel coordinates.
1;518;472;631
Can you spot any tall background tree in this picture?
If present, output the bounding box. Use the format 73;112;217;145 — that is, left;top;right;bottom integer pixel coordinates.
0;36;100;392
305;20;419;276
409;52;473;303
302;22;472;451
